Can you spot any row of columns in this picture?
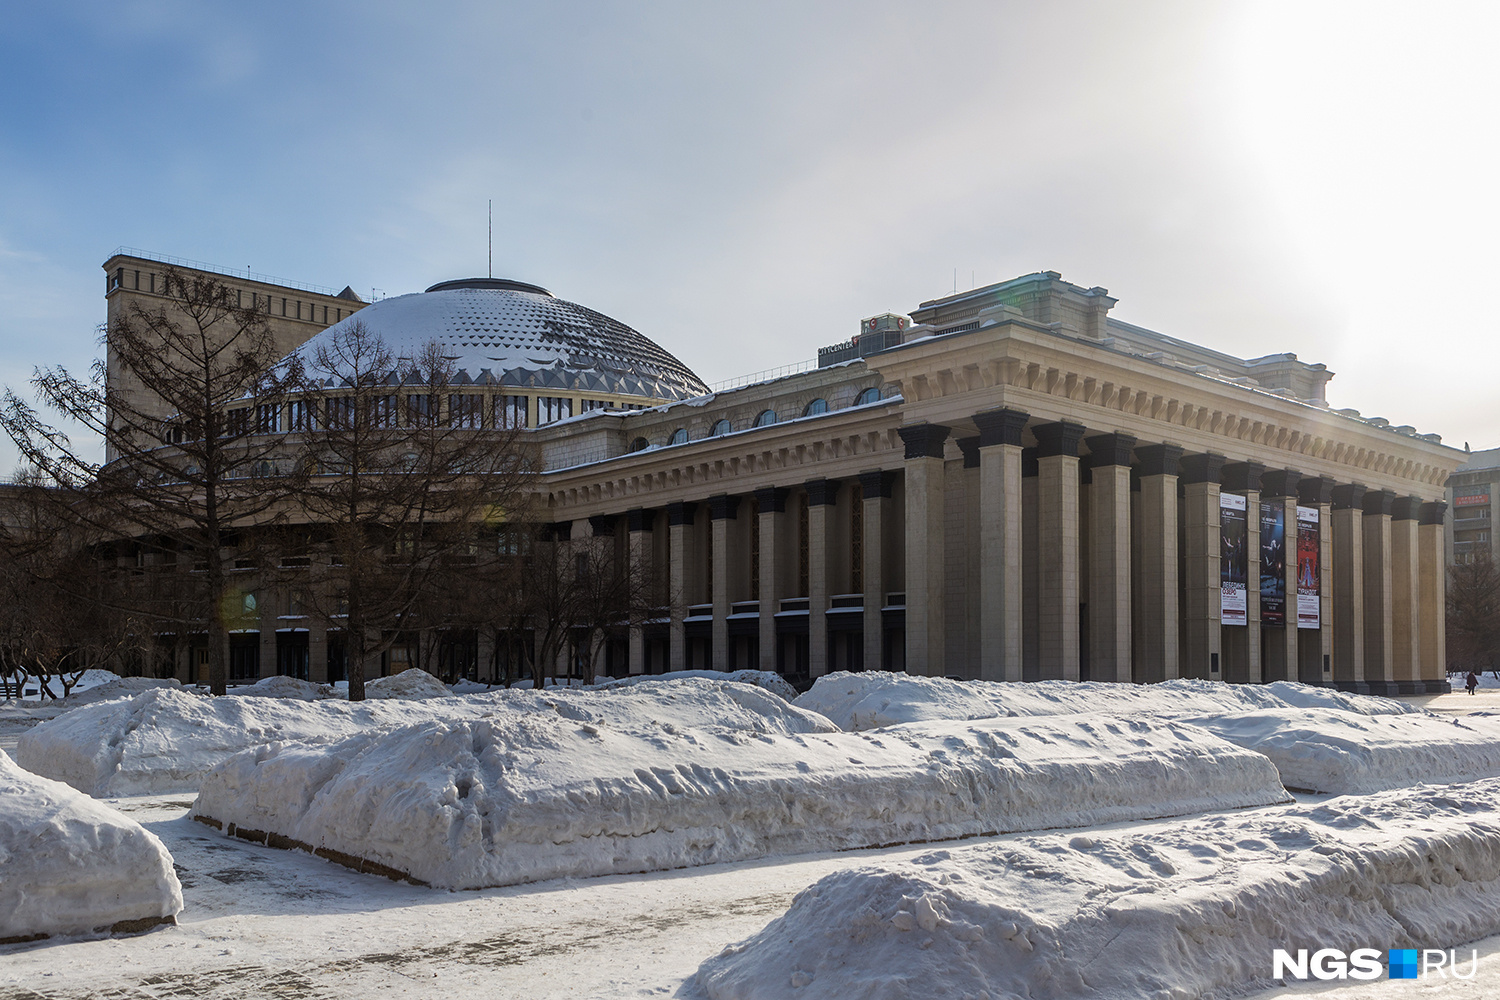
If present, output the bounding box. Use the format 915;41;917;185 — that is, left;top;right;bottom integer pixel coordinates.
595;408;1448;691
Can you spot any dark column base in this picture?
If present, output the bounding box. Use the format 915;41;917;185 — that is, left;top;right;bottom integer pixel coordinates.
1394;680;1424;696
1332;680;1372;694
1423;680;1453;694
1362;680;1402;697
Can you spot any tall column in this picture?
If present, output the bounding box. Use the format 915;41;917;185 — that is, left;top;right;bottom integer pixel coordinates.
806;478;837;678
708;494;736;670
1389;496;1421;694
1330;483;1367;692
1180;453;1226;680
1021;449;1040;680
1033;421;1085;680
858;470;890;671
1260;470;1301;683
957;437;982;678
1296;477;1335;684
1086;433;1135;682
1361;489;1396;695
755;487;788;672
626;508;653;675
1134;445;1182;682
667;501;696;672
975;408;1028;681
1221;462;1265;685
898;423;951;676
1418;501;1449;692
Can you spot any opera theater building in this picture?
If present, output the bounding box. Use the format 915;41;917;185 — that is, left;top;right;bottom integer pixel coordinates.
101;252;1465;693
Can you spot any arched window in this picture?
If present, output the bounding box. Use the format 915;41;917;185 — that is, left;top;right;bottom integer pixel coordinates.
710;419;732;437
855;387;881;406
754;409;777;428
802;398;828;417
629;436;650;453
669;427;689;445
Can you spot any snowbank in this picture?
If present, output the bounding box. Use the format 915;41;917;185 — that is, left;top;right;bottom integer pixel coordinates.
190;713;1287;889
796;672;1412;731
1184;708;1500;794
364;668;453;700
60;675;183;709
228;676;336;700
17;679;835;796
587;669;799;703
694;779;1500;1000
0;752;182;943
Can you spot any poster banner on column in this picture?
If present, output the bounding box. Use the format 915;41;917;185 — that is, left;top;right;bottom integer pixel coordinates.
1220;492;1247;626
1296;505;1321;629
1260;503;1286;627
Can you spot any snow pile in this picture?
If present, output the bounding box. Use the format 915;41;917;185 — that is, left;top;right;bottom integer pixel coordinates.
796;672;1411;731
364;668;453;700
228;675;336;700
17;680;835;796
694;780;1500;1000
190;713;1286;889
61;675;183;709
1183;708;1500;794
450;678;492;694
587;669;799;703
0;751;182;943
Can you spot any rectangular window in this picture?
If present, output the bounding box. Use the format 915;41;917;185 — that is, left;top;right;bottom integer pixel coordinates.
372;395;397;428
493;394;529;428
449;394;483;428
225;408;250;437
325;396;355;429
405;394;436;426
579;398;611;413
289;399;317;431
537;396;573;425
256;403;282;434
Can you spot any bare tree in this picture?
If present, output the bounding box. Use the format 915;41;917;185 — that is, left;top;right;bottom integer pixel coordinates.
0;266;304;695
294;320;534;700
1449;551;1500;675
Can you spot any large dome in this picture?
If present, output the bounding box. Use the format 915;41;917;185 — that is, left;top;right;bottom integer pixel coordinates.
296;278;709;403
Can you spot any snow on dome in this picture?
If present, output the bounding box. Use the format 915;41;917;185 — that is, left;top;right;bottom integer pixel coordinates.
294;278;709;402
0;751;182;942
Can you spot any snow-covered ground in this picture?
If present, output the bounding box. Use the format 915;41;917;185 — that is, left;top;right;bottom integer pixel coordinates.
691;779;1500;1000
190;712;1285;889
587;668;799;702
0;752;182;943
16;678;834;796
795;671;1412;731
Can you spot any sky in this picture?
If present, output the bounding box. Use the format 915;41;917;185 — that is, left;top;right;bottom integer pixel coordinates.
1;0;1497;473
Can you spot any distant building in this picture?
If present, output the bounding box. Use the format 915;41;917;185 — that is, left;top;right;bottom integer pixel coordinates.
1446;447;1500;566
98;257;1465;693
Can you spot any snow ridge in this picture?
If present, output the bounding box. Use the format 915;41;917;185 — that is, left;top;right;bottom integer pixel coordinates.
694;780;1500;1000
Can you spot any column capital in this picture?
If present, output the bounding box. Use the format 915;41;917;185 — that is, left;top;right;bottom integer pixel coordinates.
956;436;981;469
1331;483;1368;511
1032;420;1086;458
1298;476;1334;506
1361;488;1396;517
1179;452;1226;485
1085;432;1136;468
1136;443;1184;477
973;407;1028;448
898;422;951;460
1419;500;1448;526
708;493;738;520
1391;495;1422;521
1261;469;1302;499
804;477;840;506
627;507;655;533
857;469;894;498
1221;461;1266;493
588;514;617;537
753;486;788;513
667;501;696;526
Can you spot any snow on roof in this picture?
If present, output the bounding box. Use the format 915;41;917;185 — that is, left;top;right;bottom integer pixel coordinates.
293;279;709;403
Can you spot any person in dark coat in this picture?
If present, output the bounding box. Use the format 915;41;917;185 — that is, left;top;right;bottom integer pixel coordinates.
1466;670;1480;695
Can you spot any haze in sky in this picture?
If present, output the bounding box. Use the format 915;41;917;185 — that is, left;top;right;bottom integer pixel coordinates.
1;1;1495;472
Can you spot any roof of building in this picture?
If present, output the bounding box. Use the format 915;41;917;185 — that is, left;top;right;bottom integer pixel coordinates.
1455;446;1500;473
293;278;709;402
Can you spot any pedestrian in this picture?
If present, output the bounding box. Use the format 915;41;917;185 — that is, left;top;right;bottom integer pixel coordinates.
1466;670;1480;695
